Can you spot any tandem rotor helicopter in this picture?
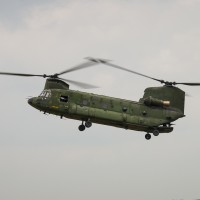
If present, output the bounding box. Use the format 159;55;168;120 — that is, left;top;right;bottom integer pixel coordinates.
1;57;200;140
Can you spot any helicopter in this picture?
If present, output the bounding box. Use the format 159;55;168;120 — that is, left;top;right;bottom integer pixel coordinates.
1;57;200;140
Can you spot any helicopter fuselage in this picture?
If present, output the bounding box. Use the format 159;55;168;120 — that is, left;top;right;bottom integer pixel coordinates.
28;87;184;135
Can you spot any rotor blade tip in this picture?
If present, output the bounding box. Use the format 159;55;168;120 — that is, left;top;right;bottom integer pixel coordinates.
85;57;111;63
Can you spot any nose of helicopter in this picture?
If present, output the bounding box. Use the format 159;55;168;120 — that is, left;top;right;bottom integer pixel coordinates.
28;98;32;105
28;97;44;111
28;97;36;106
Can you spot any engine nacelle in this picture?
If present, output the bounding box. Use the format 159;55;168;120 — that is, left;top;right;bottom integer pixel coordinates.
144;96;170;107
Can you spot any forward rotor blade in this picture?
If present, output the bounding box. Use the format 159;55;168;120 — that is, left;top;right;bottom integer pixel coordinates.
59;78;99;89
0;72;44;77
86;57;164;84
57;61;99;76
175;82;200;86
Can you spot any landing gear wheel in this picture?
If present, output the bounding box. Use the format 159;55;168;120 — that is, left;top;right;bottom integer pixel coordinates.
85;121;92;128
145;133;151;140
78;124;85;131
153;129;159;136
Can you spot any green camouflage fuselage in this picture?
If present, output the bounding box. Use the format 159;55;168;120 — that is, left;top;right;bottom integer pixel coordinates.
28;79;185;134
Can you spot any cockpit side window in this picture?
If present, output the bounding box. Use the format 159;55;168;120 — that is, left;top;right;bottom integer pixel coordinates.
39;90;52;98
45;91;51;98
39;91;45;97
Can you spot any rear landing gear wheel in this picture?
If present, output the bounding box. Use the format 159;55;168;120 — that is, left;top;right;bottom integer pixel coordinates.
145;133;151;140
153;129;159;136
78;124;85;131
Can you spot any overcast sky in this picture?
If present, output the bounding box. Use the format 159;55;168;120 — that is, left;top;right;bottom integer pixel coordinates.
0;1;200;200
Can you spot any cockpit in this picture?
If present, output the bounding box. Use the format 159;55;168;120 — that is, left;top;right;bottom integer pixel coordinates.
39;90;52;99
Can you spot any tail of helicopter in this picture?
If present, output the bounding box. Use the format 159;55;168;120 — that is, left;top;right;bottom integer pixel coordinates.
86;57;189;115
142;86;185;114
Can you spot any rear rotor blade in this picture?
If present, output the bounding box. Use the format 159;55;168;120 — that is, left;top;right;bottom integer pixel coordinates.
105;62;163;83
57;61;99;76
59;78;99;89
86;57;200;87
86;57;164;84
0;72;45;77
175;82;200;86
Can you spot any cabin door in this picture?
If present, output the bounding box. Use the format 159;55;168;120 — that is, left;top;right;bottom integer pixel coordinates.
59;95;69;113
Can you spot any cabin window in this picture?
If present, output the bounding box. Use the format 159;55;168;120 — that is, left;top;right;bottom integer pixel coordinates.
92;100;98;106
91;97;99;106
82;99;88;106
101;102;109;109
60;95;69;103
122;107;128;112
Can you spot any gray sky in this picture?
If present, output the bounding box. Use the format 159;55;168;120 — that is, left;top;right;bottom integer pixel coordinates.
0;0;200;200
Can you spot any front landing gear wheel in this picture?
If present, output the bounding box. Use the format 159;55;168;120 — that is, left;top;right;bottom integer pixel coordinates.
145;133;151;140
78;124;85;131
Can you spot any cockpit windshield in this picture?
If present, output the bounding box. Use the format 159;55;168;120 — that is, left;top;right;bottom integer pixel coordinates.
39;90;52;98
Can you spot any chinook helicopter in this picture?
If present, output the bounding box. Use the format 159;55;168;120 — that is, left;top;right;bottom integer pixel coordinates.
1;57;200;140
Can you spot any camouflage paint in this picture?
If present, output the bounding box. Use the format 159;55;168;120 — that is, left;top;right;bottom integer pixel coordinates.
28;79;185;134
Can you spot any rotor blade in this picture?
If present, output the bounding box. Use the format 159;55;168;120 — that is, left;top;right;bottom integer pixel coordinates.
175;82;200;86
59;78;99;89
86;57;164;84
57;61;99;76
85;57;112;63
106;62;164;83
0;72;44;77
86;57;200;87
